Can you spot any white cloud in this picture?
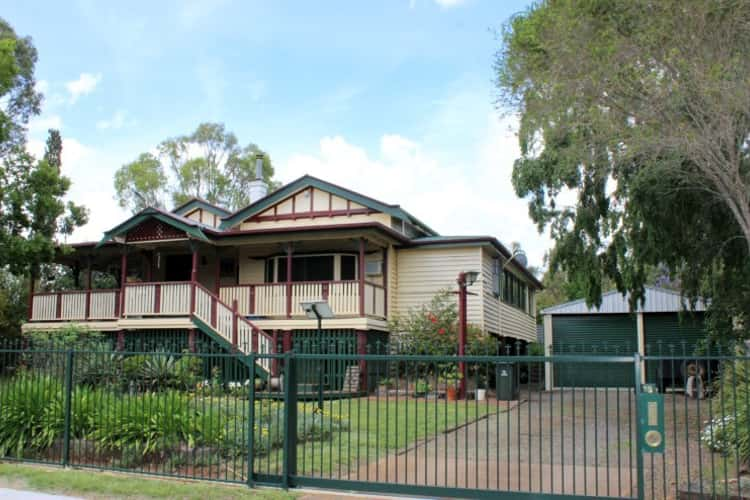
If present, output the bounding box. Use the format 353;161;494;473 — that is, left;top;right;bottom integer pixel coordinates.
434;0;467;8
280;113;553;269
35;80;49;94
179;0;229;28
28;114;62;133
96;110;132;130
65;73;102;103
57;138;130;243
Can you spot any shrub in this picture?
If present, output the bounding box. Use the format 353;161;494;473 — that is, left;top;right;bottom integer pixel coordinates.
0;375;63;457
707;352;750;462
389;291;492;356
90;391;206;455
123;351;202;391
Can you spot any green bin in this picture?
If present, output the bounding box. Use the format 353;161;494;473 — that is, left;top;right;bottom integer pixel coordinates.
496;362;519;401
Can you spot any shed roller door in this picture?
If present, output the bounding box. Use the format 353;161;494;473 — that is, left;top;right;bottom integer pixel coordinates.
552;315;637;388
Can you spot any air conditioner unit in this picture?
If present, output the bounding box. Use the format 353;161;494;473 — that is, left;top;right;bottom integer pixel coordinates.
365;260;383;276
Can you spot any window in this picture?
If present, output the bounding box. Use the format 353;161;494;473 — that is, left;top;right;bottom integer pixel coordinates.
501;269;529;313
273;255;335;282
341;255;356;280
492;258;501;297
265;258;275;283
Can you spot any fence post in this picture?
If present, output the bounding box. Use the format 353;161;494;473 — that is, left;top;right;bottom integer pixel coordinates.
62;349;74;467
282;351;298;489
247;352;256;488
634;352;645;500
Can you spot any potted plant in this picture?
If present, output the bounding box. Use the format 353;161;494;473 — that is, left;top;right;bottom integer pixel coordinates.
378;377;394;395
414;378;431;397
476;373;487;401
440;367;462;401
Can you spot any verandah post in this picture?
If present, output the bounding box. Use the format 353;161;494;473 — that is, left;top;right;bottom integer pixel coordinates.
62;349;74;466
119;248;128;318
188;328;196;353
358;238;365;317
282;350;298;489
84;258;92;320
190;247;198;314
285;244;293;318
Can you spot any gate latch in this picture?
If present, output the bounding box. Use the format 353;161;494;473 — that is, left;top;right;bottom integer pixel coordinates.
638;383;665;453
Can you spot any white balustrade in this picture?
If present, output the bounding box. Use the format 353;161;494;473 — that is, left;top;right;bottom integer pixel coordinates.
60;292;86;320
254;284;287;316
292;283;323;315
31;295;57;321
220;286;253;316
330;282;359;315
89;291;117;319
364;283;386;318
160;283;191;314
194;286;212;323
124;284;155;316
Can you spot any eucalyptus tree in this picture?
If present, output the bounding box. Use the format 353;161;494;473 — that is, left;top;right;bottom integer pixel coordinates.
496;0;750;339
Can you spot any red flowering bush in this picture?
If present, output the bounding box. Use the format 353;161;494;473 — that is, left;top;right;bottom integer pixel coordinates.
388;291;493;356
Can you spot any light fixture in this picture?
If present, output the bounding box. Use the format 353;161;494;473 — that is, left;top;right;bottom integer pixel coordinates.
301;301;334;321
301;300;335;411
464;270;479;287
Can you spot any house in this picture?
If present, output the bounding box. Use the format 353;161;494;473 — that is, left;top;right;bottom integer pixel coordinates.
23;164;542;386
541;286;708;390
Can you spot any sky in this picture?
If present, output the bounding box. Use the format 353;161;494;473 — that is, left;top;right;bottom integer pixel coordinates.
5;0;553;269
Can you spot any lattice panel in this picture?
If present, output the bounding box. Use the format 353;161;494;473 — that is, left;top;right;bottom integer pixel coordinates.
126;218;186;242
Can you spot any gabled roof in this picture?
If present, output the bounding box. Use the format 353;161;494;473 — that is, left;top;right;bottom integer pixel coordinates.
409;235;543;289
219;175;438;236
172;197;231;218
97;206;211;247
541;286;707;315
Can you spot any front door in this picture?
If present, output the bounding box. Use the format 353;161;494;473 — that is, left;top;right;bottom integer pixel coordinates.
164;254;192;282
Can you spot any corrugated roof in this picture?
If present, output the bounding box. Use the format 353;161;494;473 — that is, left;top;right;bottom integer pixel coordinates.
541;286;707;315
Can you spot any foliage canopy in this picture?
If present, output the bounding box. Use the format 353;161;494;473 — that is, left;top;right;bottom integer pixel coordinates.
496;0;750;339
114;122;278;213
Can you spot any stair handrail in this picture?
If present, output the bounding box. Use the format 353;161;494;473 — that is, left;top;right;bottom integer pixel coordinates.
191;281;275;352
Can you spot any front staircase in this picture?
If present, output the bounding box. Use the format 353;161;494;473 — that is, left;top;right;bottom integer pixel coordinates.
190;283;276;378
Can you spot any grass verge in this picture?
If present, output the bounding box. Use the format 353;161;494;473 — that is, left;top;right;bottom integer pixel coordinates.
0;462;294;499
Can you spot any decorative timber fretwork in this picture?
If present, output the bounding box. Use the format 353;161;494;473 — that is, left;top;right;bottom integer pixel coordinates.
126;218;187;242
246;187;375;223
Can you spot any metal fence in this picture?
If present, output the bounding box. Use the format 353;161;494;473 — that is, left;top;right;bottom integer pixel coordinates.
0;340;747;499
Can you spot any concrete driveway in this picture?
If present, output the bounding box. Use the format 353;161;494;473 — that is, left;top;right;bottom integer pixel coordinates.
349;389;718;499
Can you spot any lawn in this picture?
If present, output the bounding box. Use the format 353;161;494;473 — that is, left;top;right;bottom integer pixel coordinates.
254;396;496;478
0;462;294;499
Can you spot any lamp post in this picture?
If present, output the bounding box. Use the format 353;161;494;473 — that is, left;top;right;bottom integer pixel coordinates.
301;301;334;411
457;270;479;399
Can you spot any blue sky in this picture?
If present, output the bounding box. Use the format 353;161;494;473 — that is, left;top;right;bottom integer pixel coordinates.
6;0;552;267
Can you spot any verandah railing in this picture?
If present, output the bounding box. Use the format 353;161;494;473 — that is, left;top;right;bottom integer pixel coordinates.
219;281;386;319
29;280;386;323
29;282;275;373
30;289;120;321
0;343;746;499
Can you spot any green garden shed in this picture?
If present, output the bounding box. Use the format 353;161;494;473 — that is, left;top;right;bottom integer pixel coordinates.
541;286;707;389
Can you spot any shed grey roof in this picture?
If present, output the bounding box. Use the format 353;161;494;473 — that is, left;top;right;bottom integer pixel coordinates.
541;286;707;315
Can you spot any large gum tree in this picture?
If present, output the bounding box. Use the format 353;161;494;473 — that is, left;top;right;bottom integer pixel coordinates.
496;1;750;340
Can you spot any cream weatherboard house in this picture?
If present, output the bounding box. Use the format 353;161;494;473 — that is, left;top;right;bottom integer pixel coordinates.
23;171;541;384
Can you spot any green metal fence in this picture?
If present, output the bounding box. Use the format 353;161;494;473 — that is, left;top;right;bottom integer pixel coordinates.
0;339;748;499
